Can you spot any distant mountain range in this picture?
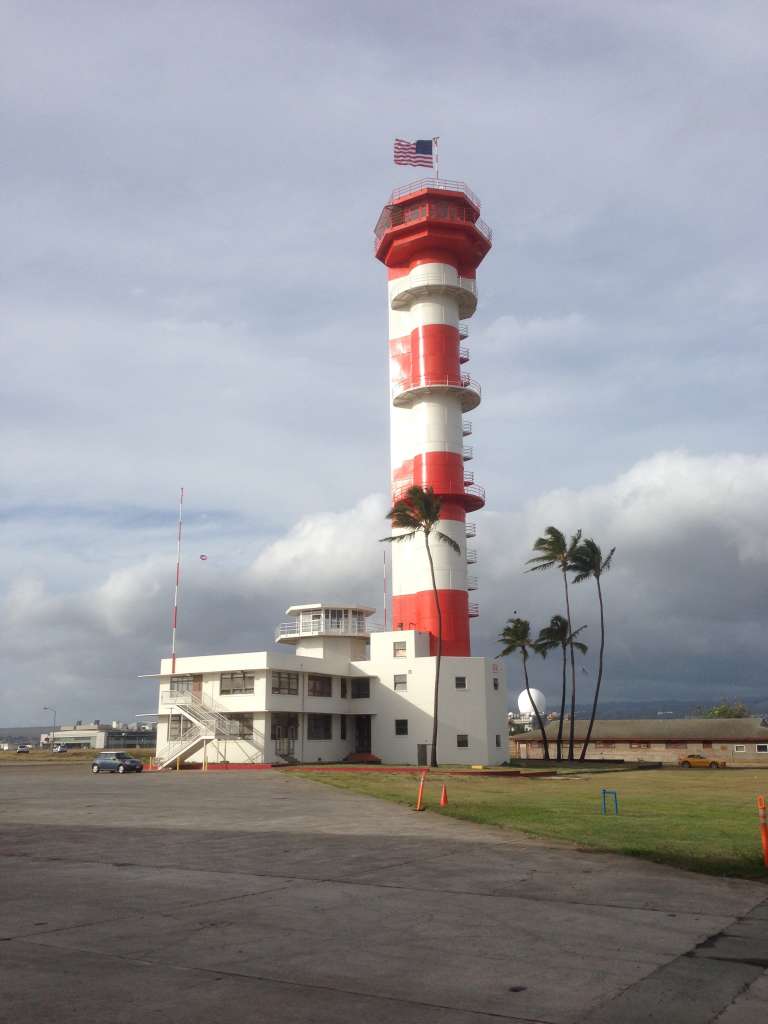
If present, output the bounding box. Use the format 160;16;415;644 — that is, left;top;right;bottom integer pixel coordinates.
571;698;768;720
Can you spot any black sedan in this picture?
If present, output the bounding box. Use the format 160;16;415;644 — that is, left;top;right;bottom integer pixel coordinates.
91;751;144;774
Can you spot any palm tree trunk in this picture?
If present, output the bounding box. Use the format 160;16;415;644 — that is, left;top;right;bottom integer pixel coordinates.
556;645;566;760
522;651;550;760
562;570;577;760
425;532;441;768
579;576;605;761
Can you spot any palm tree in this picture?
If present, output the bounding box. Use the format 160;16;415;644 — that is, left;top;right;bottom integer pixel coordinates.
535;615;587;760
381;485;460;767
570;539;615;761
526;527;582;757
498;618;550;760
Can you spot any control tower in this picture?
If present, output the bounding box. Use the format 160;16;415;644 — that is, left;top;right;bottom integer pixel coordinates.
374;179;492;656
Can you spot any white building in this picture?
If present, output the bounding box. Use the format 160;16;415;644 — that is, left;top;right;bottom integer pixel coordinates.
152;603;507;768
151;178;507;769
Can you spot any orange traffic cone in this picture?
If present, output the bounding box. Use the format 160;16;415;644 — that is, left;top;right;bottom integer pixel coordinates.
415;772;426;811
440;783;448;807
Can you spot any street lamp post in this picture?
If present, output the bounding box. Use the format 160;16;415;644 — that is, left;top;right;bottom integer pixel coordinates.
43;706;56;751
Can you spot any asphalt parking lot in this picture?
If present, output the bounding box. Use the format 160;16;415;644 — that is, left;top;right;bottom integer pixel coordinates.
1;766;767;1023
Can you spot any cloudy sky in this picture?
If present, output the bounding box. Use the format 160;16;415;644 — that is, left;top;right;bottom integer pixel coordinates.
2;0;766;725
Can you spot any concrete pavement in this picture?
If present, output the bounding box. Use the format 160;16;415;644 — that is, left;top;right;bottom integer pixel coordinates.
1;766;766;1023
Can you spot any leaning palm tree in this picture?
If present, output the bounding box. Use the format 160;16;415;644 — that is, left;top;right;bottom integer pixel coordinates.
535;615;588;760
381;485;460;767
526;527;582;756
570;539;615;761
498;618;550;760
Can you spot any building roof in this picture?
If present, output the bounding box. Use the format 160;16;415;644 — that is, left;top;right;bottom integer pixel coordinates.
514;718;768;744
285;603;376;616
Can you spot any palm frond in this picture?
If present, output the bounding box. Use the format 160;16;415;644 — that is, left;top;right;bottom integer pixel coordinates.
379;530;418;544
602;546;616;573
525;558;556;573
435;530;461;553
572;640;588;655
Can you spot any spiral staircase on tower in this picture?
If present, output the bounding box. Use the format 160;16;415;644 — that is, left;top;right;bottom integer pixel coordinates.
155;690;261;770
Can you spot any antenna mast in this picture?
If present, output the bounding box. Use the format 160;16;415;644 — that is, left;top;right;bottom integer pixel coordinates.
170;487;184;674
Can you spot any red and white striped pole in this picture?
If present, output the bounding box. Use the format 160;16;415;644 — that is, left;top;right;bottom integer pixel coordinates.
170;487;184;674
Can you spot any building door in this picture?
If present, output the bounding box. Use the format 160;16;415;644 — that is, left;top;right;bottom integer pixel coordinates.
354;715;372;754
417;744;428;766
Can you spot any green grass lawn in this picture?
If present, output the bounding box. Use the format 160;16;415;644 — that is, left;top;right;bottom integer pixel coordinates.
295;768;768;881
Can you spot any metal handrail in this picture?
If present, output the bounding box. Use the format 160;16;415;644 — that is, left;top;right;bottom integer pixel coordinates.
465;482;486;501
462;446;473;461
465;522;477;538
275;620;381;640
458;323;469;340
161;690;239;737
155;726;204;766
462;420;472;436
467;576;479;590
459;344;469;363
464;469;474;484
391;375;481;402
466;547;478;564
388;178;481;210
468;602;479;617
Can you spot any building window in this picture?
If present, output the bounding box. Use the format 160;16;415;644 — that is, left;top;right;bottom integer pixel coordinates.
495;734;501;747
351;678;370;699
493;678;499;691
307;715;332;741
220;671;255;695
595;743;615;750
394;674;407;691
340;678;347;699
734;745;746;752
393;641;407;658
272;671;299;695
455;676;467;690
395;719;408;736
757;744;768;754
340;715;347;740
457;734;469;748
170;674;200;692
308;675;332;697
630;742;651;749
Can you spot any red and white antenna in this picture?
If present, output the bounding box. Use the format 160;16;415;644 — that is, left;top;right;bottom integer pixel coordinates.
170;487;184;674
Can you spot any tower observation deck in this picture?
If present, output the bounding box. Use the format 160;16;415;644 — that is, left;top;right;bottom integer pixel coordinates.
374;178;492;657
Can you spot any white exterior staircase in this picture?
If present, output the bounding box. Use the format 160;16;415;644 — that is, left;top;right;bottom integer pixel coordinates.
156;690;260;770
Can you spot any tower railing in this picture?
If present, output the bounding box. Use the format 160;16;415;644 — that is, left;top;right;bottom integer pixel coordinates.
458;323;469;340
468;602;480;617
462;445;473;461
388;178;482;210
462;420;472;437
391;374;481;404
467;575;479;591
465;522;477;538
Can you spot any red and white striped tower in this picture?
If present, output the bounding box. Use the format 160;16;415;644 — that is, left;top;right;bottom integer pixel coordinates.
374;179;492;656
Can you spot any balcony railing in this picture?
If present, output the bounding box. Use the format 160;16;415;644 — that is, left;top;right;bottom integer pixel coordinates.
464;469;474;485
391;374;481;404
462;420;472;437
465;522;477;538
467;576;479;591
462;445;473;462
466;547;478;564
458;323;469;340
388;178;481;210
275;620;381;641
464;482;486;502
468;602;479;617
459;344;469;363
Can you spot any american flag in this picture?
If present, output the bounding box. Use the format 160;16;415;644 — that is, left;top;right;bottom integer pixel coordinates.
394;138;434;167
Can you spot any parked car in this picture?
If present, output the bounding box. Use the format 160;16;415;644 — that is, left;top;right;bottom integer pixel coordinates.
91;751;143;774
16;744;31;753
52;744;68;753
678;753;726;769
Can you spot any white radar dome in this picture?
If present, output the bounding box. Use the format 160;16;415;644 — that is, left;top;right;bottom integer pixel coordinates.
518;689;547;716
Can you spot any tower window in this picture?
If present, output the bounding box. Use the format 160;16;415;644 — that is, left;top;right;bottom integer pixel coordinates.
455;676;467;690
394;674;407;691
457;734;469;748
393;641;407;658
492;678;499;691
495;734;501;747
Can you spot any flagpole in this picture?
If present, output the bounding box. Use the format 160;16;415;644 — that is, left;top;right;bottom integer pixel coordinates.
433;137;440;180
